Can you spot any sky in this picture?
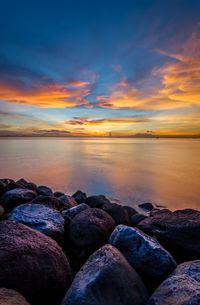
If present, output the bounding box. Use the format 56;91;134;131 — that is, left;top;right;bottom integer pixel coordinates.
0;0;200;137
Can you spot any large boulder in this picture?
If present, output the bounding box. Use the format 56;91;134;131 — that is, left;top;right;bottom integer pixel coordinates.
0;188;37;212
9;203;65;246
0;220;71;305
62;244;148;305
109;225;177;290
102;202;131;225
62;203;90;219
148;260;200;305
30;195;63;210
72;190;87;204
59;195;77;209
69;208;115;266
85;195;110;208
0;288;30;305
37;185;53;196
137;209;200;262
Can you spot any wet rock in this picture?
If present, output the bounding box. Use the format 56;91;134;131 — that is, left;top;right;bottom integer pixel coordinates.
69;208;115;265
59;195;77;209
0;288;30;305
16;178;28;186
85;195;110;208
102;202;131;225
54;191;65;197
0;220;71;305
62;244;148;305
62;203;90;219
139;202;154;211
137;209;200;262
148;260;200;305
0;188;37;212
4;181;26;192
131;214;148;226
25;182;37;191
30;195;63;210
37;185;53;196
72;190;87;204
9;203;65;246
109;225;177;290
0;178;14;186
123;205;138;217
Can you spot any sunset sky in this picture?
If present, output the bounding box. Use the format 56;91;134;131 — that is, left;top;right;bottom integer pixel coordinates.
0;0;200;137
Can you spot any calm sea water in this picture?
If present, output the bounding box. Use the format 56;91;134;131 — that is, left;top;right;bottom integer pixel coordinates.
0;137;199;211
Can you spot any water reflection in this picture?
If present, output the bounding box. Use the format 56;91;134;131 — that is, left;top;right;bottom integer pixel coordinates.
0;137;199;211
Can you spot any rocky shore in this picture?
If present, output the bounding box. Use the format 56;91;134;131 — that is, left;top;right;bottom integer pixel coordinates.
0;178;200;305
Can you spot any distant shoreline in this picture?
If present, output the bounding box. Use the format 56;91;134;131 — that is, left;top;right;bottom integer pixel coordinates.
0;135;200;139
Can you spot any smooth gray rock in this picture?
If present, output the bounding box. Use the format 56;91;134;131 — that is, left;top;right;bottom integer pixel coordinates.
137;209;200;262
62;203;90;219
148;260;200;305
37;185;53;196
109;225;177;290
72;190;87;204
59;195;77;209
0;288;30;305
62;244;148;305
0;188;37;212
0;220;71;305
9;203;65;246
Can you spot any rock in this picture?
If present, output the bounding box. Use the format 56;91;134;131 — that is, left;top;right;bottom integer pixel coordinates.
54;191;65;197
9;203;65;246
69;208;115;265
0;178;14;185
149;208;170;217
0;288;30;305
123;205;138;217
139;202;154;211
109;225;177;290
0;220;71;305
62;244;148;305
85;195;110;208
4;181;26;192
72;190;87;204
137;209;200;262
0;180;6;195
62;203;90;219
37;185;53;196
102;202;131;225
59;195;77;209
16;178;28;186
131;214;148;226
0;205;5;216
0;188;37;212
25;182;37;191
30;195;63;210
148;260;200;305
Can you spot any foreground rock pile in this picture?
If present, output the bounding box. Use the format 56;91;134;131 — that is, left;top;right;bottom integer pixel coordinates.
0;178;200;305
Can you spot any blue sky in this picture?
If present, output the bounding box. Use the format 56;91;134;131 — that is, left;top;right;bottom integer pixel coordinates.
0;0;200;136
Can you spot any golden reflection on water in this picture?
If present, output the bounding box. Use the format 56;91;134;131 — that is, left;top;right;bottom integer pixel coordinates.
0;137;200;211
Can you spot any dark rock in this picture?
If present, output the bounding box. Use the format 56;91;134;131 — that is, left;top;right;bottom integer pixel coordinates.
123;205;138;217
137;209;200;262
62;244;148;305
131;214;148;226
0;205;5;216
0;180;6;196
72;190;87;204
0;288;30;305
59;195;77;209
85;195;110;208
148;260;200;305
102;202;131;225
4;181;26;192
37;185;53;196
0;188;37;212
139;202;154;211
30;195;63;210
62;203;90;219
109;225;177;290
25;182;37;191
16;178;28;186
69;208;115;265
9;203;65;246
54;191;65;197
0;220;71;305
149;208;170;217
0;178;14;186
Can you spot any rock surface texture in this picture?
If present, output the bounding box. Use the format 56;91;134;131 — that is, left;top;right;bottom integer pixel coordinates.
0;288;30;305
